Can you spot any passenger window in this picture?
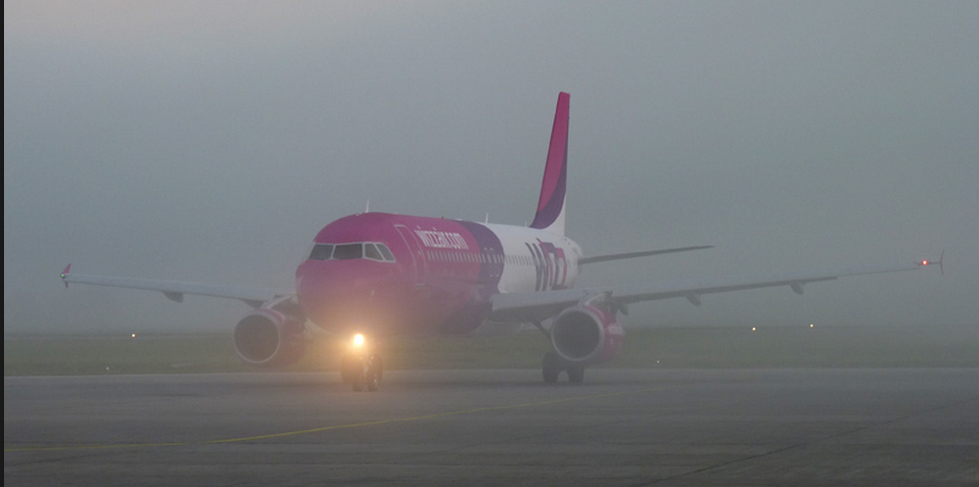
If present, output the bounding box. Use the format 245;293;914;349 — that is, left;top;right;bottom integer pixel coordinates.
377;244;395;262
308;244;333;261
333;243;363;260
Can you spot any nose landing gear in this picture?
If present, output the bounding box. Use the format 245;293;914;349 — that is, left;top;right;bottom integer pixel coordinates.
341;352;383;391
341;334;383;392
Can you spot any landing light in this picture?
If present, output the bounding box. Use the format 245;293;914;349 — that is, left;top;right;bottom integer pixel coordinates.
751;327;757;332
809;323;814;329
131;333;137;338
352;334;365;347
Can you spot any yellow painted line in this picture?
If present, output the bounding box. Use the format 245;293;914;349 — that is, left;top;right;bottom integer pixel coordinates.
5;386;657;453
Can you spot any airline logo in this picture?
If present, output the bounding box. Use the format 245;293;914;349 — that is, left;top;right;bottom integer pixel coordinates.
527;239;569;291
414;230;469;250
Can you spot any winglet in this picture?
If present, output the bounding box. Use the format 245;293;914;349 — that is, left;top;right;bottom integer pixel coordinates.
530;92;570;236
61;264;71;288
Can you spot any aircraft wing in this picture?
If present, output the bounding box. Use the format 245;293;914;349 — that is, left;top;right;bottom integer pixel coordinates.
489;258;938;323
60;264;285;309
578;245;713;265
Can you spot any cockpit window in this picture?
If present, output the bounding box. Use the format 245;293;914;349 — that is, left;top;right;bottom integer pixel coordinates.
377;244;394;262
308;244;333;261
332;243;363;260
307;242;395;262
364;243;383;261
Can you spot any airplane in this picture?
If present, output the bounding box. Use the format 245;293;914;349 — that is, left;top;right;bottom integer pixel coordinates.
61;92;939;391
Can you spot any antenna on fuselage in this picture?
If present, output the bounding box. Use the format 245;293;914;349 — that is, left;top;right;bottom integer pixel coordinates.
365;200;370;213
485;213;489;224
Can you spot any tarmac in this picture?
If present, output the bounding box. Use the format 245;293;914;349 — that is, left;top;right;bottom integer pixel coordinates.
5;368;978;486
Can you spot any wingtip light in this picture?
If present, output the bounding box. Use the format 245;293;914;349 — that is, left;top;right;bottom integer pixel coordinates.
918;251;944;275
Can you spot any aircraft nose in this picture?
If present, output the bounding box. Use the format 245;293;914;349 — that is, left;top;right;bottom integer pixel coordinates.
296;260;397;327
298;261;373;301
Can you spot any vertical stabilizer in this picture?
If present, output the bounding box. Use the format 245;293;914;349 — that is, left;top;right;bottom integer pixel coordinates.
530;92;569;236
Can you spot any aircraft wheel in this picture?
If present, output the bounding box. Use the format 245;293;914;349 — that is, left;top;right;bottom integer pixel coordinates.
542;352;561;383
340;354;357;384
366;355;383;392
567;365;585;384
344;355;365;392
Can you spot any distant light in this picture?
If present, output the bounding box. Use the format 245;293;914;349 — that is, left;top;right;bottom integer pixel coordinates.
922;260;928;266
131;333;137;338
751;327;757;332
809;323;814;329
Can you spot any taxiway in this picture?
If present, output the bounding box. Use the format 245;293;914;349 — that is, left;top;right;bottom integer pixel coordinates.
5;369;978;486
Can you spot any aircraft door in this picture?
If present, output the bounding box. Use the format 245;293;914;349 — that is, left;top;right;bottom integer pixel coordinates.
395;225;427;286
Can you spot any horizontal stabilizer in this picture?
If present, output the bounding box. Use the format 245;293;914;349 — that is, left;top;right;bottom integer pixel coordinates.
579;245;713;265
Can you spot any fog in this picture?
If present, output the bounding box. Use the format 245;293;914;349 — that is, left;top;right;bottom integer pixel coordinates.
4;1;977;335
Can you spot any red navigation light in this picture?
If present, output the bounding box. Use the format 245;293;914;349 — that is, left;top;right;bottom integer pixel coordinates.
922;260;928;266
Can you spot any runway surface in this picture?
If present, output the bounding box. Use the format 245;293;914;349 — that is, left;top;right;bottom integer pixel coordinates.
5;369;979;486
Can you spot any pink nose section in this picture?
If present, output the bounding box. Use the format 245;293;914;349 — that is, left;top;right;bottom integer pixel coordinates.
296;259;391;321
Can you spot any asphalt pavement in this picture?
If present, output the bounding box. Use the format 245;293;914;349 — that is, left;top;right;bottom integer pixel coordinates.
5;368;978;486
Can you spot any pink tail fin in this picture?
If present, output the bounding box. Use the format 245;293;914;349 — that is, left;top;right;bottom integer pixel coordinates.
530;92;570;235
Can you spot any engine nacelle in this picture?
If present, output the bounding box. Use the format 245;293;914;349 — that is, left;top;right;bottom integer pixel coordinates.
550;305;624;365
233;307;308;367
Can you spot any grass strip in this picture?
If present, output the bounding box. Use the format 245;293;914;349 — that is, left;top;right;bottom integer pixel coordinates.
5;325;977;376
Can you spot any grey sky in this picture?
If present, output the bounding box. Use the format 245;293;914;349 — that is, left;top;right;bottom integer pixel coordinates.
5;1;977;334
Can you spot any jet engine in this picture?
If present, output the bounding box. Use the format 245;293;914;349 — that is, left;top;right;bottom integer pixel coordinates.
233;299;308;367
550;304;624;365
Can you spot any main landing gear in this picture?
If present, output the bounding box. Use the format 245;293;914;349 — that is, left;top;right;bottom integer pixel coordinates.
542;351;585;384
341;334;383;392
